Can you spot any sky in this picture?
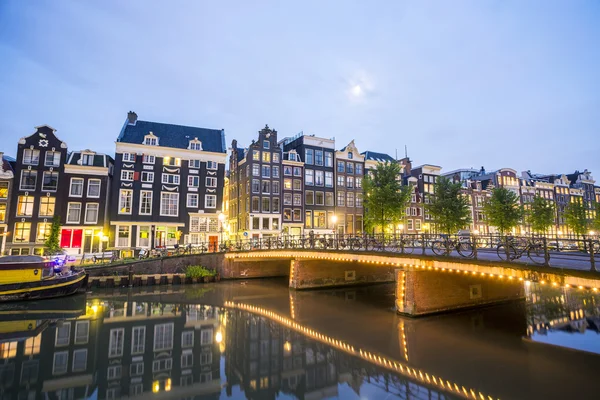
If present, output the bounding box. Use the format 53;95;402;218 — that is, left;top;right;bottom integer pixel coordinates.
0;0;599;176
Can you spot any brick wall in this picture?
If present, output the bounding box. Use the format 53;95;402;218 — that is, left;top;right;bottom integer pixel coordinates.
291;259;395;289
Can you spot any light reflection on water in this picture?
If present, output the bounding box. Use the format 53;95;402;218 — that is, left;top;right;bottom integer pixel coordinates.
0;280;598;399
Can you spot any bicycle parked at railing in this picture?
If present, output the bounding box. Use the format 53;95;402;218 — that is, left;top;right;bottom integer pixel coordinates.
431;235;474;258
387;235;415;254
496;236;545;264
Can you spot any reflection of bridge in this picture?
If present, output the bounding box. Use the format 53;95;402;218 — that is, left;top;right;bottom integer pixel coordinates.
223;249;600;316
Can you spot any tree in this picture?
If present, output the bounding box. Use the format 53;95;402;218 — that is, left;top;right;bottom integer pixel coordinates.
592;203;600;234
483;187;524;235
526;196;556;235
44;215;62;254
363;162;411;234
564;200;588;237
425;176;472;234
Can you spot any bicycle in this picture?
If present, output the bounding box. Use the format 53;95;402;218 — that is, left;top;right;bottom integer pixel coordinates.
496;237;544;264
431;235;474;258
389;236;415;254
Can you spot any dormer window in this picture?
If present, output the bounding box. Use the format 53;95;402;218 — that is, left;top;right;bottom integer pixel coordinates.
81;153;94;166
263;140;270;149
348;152;353;159
143;132;159;146
188;137;203;150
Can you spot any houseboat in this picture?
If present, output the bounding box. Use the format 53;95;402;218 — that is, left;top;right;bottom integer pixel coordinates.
0;255;88;302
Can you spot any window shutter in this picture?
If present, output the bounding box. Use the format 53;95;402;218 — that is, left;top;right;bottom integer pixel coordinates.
134;172;140;181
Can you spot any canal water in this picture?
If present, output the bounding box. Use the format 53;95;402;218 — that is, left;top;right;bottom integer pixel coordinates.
1;278;599;400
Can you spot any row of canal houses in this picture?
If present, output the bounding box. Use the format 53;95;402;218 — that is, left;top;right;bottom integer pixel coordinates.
1;112;599;255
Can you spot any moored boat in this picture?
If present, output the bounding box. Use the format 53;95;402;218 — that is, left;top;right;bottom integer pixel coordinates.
0;255;88;302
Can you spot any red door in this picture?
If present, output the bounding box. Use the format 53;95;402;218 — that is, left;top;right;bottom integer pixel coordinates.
209;236;218;252
72;229;83;248
60;229;72;248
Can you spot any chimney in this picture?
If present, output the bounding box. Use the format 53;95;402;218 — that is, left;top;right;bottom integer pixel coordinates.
127;111;138;125
479;166;486;175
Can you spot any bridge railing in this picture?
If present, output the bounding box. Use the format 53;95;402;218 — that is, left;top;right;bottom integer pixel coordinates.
217;233;599;272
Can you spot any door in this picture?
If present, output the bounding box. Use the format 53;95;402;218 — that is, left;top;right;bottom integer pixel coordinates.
208;236;218;252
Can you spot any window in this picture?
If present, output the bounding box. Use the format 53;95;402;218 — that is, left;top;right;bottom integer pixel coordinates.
305;149;314;165
67;203;81;223
181;351;194;368
325;192;334;206
152;359;173;373
325;172;333;187
154;323;174;351
347;176;354;188
313;211;326;228
337;161;345;173
347;192;355;207
262;165;271;178
347;162;354;174
305;191;314;205
182;331;194;348
70;178;84;196
305;170;314;186
189;159;201;169
305;211;312;228
262;198;270;213
201;328;213;345
75;321;89;344
206;161;218;170
407;219;414;230
117;226;130;247
315;150;323;166
17;196;34;216
0;204;5;222
253;150;260;161
108;328;124;357
356;164;363;175
131;363;144;376
284;193;292;205
263;140;270;149
252;179;260;193
0;182;7;199
160;192;179;216
122;152;136;162
23;149;40;165
356;193;363;207
206;177;217;187
262;152;271;163
415;219;422;231
284;179;292;190
143;154;155;164
140;171;154;183
187;193;199;208
315;171;324;186
189;141;202;150
315;191;324;206
293;209;301;221
188;175;200;187
87;179;101;197
348;152;353;159
53;352;68;375
119;190;132;214
84;203;99;224
20;170;37;190
273;197;280;212
205;195;217;208
283;208;292;221
294;167;302;176
36;222;51;243
24;334;41;356
356;177;362;188
45;151;60;167
272;181;280;194
72;349;87;372
252;197;260;212
272;166;279;178
162;174;180;185
337;191;345;206
293;179;301;191
273;153;280;163
325;152;333;167
163;157;181;166
261;180;270;194
252;165;260;176
55;322;71;346
81;153;94;166
293;193;302;206
131;326;146;354
284;166;292;176
13;222;31;243
140;191;152;214
337;176;345;187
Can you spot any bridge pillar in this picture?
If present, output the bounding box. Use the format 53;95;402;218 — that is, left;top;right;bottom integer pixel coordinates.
396;269;525;316
290;259;394;289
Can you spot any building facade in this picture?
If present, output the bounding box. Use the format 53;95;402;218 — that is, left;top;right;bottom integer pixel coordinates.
335;141;365;235
6;125;68;255
60;150;114;255
110;112;227;252
281;149;304;236
0;153;14;254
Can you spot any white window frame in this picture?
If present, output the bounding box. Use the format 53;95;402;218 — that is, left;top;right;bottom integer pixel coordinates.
74;321;89;345
87;178;101;198
131;326;146;355
84;203;99;224
187;193;199;208
206;161;218;170
139;191;153;215
42;171;59;192
108;328;125;358
72;349;88;372
122;152;135;162
182;331;194;348
141;171;154;183
161;173;180;185
189;159;201;169
188;175;200;188
160;192;179;217
67;202;82;224
23;149;40;166
206;177;217;187
154;323;174;351
69;178;84;197
121;170;134;181
205;195;217;209
118;189;133;215
52;351;69;375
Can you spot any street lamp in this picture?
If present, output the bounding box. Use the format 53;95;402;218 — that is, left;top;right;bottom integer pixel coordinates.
218;213;226;245
331;215;338;244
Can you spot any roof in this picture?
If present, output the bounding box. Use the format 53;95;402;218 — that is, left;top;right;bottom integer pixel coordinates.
118;119;226;153
1;155;14;174
67;150;113;168
235;146;246;162
360;151;395;163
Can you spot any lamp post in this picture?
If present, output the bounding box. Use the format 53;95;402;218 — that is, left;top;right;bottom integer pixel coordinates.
218;213;226;247
331;215;338;247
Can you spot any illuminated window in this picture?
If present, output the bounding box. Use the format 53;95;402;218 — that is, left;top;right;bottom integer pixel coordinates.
17;195;34;216
0;341;18;359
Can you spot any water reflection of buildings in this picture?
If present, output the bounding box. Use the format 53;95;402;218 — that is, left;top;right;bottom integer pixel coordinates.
526;283;600;335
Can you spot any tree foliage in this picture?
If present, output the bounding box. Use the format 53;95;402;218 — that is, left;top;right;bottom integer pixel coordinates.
564;200;588;237
425;176;472;234
526;196;556;234
483;187;524;235
44;215;62;254
592;203;600;234
363;162;411;234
